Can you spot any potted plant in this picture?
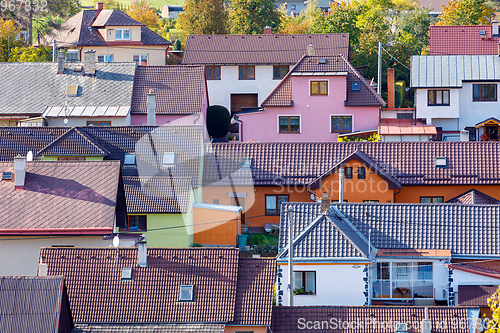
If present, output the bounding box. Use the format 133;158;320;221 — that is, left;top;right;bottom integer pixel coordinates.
480;133;489;141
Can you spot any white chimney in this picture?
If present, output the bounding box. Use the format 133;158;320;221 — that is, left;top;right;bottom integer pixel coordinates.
84;50;96;76
137;240;147;267
460;129;469;141
306;43;315;56
421;307;431;333
57;51;65;74
38;257;47;277
493;20;499;38
14;155;26;190
147;89;156;125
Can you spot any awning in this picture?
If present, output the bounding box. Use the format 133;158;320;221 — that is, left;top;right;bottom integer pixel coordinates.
475;117;500;128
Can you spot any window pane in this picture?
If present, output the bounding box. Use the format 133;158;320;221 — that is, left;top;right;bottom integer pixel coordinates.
213;66;220;79
482;85;489;100
490;84;497;100
377;262;390;280
436;90;443;104
394;263;410;280
428;91;435;105
239;67;246;79
342;117;352;132
273;66;281;79
345;167;353;179
311;82;319;94
358;167;366;179
305;272;315;292
282;65;289;77
417;262;432;280
205;67;212;79
420;197;431;203
320;82;328;94
432;197;443;203
293;271;303;290
279;117;289;132
128;216;138;230
332;117;341;131
266;196;277;214
247;66;255;79
116;30;122;40
98;55;104;62
290;117;300;132
138;216;147;230
443;90;450;104
87;121;98;126
123;29;130;39
473;85;481;100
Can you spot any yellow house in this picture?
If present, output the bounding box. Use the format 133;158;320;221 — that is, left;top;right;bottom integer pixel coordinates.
41;3;171;66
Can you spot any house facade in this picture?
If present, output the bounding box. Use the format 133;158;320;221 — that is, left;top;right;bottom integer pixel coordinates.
238;55;384;142
276;201;500;308
41;3;171;65
182;34;350;115
411;55;500;141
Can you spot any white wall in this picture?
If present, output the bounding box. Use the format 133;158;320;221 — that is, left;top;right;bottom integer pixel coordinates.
206;65;285;111
459;82;500;129
381;135;433;142
452;269;500;289
46;116;130;127
278;263;367;306
416;88;460;129
0;236;112;276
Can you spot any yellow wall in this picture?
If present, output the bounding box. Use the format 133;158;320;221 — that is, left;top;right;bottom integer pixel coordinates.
104;26;142;42
80;45;168;65
42;156;104;161
0;119;20;126
224;326;268;333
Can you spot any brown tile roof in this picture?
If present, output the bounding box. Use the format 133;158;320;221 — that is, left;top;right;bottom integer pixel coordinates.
430;25;498;55
74;324;225;332
0;276;73;333
232;258;276;326
182;34;350;65
123;176;191;213
458;285;498;306
204;141;500;186
271;306;476;333
40;248;273;325
41;10;170;46
446;189;500;204
261;55;384;107
37;127;110;156
131;66;205;115
447;262;500;279
379;119;437;135
0;161;120;234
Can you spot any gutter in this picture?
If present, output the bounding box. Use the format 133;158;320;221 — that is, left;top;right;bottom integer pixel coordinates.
0;228;113;236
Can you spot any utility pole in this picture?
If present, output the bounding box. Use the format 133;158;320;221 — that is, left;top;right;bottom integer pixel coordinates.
339;168;344;203
53;40;57;62
368;228;372;306
288;207;294;306
377;42;382;95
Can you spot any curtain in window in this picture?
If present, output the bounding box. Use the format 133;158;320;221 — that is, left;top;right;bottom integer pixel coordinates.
279;117;289;132
290;117;300;132
293;272;303;290
332;117;341;131
305;272;315;292
343;117;352;131
266;196;277;214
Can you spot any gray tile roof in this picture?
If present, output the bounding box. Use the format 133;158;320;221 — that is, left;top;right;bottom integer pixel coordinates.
0;62;135;116
279;202;500;258
262;55;384;107
0;276;73;333
38;127;110;156
0;161;120;234
411;55;500;88
74;324;225;332
131;66;205;115
182;34;350;65
204;141;500;186
123;176;191;213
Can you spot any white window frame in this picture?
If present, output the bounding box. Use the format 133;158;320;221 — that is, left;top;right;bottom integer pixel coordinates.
179;285;194;301
163;152;175;165
277;115;301;134
330;114;354;133
124;153;136;165
133;54;148;66
115;28;131;40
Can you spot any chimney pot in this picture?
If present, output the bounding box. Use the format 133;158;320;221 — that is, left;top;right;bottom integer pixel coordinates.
387;68;395;108
96;2;103;10
263;26;272;34
147;90;156;125
14;155;26;190
306;43;315;56
321;192;330;213
137;241;147;267
57;51;65;74
84;50;96;76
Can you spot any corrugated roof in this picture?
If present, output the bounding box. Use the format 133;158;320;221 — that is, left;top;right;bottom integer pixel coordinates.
430;25;499;56
182;34;350;65
279;202;500;257
411;55;500;88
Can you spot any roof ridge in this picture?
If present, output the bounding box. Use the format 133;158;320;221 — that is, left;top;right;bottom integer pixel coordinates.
36;128;73;155
74;128;110;155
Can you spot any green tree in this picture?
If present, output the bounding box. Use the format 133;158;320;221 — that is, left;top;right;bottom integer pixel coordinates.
9;45;51;62
0;18;22;62
279;0;322;34
93;0;124;10
228;0;281;34
436;0;494;25
177;0;228;35
486;286;500;332
127;0;161;30
312;2;363;44
207;105;231;138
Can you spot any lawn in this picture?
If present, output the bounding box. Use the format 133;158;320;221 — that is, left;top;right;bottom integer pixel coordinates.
81;0;184;9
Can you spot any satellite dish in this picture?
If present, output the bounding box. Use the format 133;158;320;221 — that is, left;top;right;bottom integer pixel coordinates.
63;118;68;124
112;235;120;248
26;151;33;162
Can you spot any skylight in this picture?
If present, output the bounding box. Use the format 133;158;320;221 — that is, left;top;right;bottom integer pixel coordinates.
124;153;136;165
163;152;175;165
241;158;252;169
121;267;133;281
66;85;78;97
179;285;194;301
2;172;12;180
435;157;447;168
352;81;361;92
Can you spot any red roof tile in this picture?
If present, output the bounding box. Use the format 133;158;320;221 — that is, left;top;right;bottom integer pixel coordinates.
446;189;500;204
378;119;437;135
430;25;498;55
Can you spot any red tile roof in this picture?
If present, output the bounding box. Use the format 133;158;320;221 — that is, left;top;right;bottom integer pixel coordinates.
272;306;476;333
447;261;500;279
379;119;437;135
41;247;276;326
458;285;498;306
446;189;500;204
182;34;350;65
0;161;120;235
430;25;498;55
92;9;145;27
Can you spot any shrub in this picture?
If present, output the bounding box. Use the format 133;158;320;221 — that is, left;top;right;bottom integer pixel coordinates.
207;105;231;138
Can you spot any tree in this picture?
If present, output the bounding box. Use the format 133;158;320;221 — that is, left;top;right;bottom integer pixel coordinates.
228;0;281;34
0;18;22;62
9;45;51;62
486;286;500;332
436;0;494;25
177;0;228;35
93;0;125;10
127;0;161;30
279;0;322;34
312;2;363;45
207;105;231;138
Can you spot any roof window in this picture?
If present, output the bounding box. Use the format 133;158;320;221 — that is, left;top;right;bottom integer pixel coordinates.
435;157;447;168
163;152;175;165
318;58;326;64
2;172;12;180
352;81;361;92
121;267;133;281
179;285;194;301
66;85;78;97
124;153;136;166
479;29;486;36
241;158;252;169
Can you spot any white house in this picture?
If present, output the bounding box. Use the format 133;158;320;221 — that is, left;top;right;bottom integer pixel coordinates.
277;200;500;307
182;33;349;115
411;55;500;141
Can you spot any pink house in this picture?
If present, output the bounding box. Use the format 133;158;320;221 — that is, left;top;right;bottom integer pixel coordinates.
130;65;209;127
237;55;385;142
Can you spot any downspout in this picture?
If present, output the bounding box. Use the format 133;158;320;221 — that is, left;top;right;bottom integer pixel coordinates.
393;188;401;203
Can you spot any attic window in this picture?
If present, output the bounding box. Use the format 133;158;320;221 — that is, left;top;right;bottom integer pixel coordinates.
241;158;252;169
479;30;486;36
435;157;447;168
121;267;133;281
124;153;136;165
179;285;194;301
163;152;175;165
66;85;78;97
318;58;326;64
2;172;12;180
352;81;361;92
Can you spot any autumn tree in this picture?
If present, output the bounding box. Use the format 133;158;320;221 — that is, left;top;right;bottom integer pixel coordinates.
127;0;161;30
0;19;22;62
93;0;125;10
9;45;51;62
436;0;494;25
177;0;227;35
228;0;281;34
279;0;323;34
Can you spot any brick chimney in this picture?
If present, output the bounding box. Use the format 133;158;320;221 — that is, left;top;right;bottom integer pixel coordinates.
57;51;65;74
14;155;26;190
263;26;272;34
321;192;330;213
387;68;395;108
306;43;315;56
147;89;156;125
84;50;96;76
96;2;103;11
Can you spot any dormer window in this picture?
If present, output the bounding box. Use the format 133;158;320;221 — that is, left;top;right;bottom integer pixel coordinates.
163;152;175;165
124;153;136;165
115;29;131;40
241;158;252;169
179;285;194;301
121;267;133;281
435;157;447;168
2;172;12;180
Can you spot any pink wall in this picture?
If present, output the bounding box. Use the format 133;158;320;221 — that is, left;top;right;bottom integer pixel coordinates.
239;76;380;142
